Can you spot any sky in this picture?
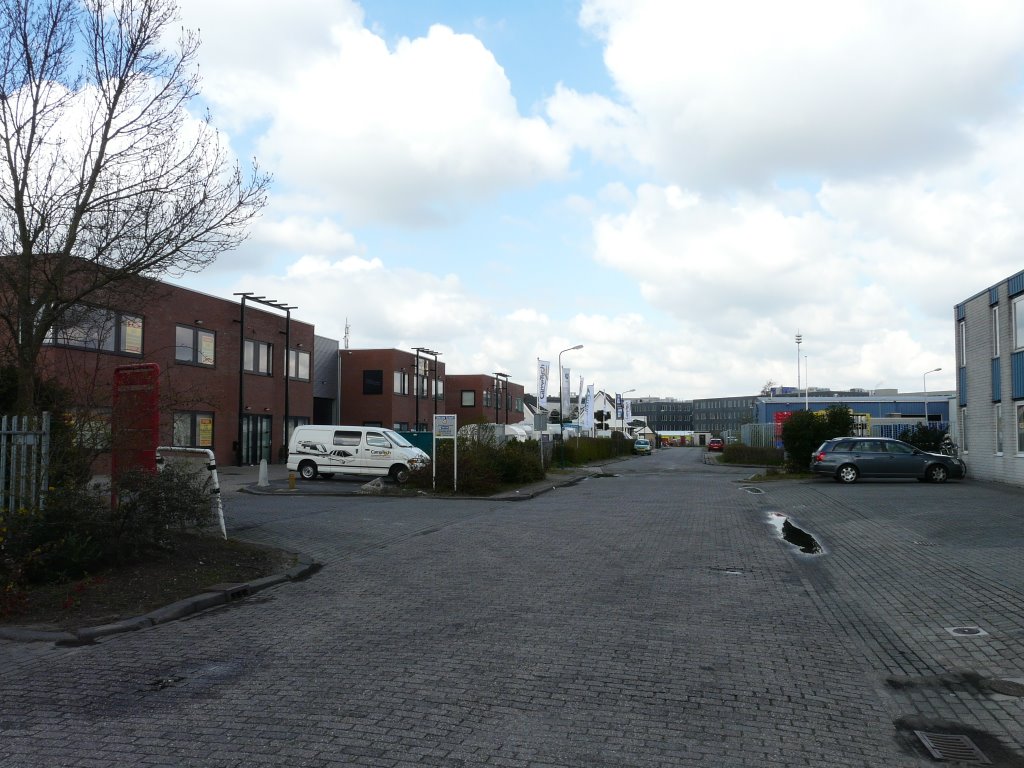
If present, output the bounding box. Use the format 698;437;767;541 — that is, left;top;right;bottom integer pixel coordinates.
167;0;1024;399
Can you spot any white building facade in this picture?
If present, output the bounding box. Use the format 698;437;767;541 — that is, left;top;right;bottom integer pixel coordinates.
956;269;1024;486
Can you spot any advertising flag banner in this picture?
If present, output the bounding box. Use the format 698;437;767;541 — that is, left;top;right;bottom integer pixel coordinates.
615;392;623;420
561;367;571;422
537;359;550;402
624;399;632;422
584;384;595;429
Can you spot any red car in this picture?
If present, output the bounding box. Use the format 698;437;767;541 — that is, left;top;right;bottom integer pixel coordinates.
708;438;725;452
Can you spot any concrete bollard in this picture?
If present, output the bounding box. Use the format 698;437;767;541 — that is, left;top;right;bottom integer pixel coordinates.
258;459;269;487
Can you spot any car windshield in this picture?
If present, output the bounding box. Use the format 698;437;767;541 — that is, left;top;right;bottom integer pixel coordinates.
384;429;413;447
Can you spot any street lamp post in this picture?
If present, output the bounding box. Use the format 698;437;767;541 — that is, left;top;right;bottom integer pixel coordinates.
795;331;802;407
923;367;941;426
558;345;583;465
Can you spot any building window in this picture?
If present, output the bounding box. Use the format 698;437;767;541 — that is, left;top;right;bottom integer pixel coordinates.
393;422;409;431
243;339;272;375
992;305;1000;357
175;325;215;366
362;369;383;395
1013;295;1024;351
995;404;1003;454
461;390;475;407
961;408;968;453
173;412;214;448
483;390;492;407
434;378;444;400
393;370;409;395
285;416;309;446
287;349;310;380
45;305;142;355
959;319;967;363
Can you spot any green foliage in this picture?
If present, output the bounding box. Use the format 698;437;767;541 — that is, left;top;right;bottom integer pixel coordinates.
1;462;215;590
414;437;546;495
780;405;855;472
113;462;215;560
559;435;634;465
898;424;945;452
720;444;784;466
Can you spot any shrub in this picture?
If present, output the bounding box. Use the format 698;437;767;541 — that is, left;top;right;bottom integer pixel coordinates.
898;424;945;452
781;405;854;472
112;462;215;560
413;435;546;495
720;444;784;466
0;461;215;588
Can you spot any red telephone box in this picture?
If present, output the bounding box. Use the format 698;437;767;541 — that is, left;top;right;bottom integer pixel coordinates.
111;363;161;480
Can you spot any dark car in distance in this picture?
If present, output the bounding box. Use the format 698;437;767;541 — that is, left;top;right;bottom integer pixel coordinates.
707;438;725;452
810;437;966;484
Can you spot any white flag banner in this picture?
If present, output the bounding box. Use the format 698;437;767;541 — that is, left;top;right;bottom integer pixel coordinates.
537;359;550;402
583;384;595;429
624;399;632;422
561;367;571;422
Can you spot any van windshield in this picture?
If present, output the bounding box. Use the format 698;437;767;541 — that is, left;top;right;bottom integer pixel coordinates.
384;429;413;448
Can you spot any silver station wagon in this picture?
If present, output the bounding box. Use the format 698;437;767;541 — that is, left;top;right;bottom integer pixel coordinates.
810;437;966;484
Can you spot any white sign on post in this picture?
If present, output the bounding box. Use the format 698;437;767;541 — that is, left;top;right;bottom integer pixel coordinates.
432;414;458;491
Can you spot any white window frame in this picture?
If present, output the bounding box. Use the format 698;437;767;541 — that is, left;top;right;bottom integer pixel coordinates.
992;305;1000;357
995;403;1003;454
1014;295;1024;351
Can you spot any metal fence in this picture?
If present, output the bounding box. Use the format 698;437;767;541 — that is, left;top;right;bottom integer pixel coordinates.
1;412;51;512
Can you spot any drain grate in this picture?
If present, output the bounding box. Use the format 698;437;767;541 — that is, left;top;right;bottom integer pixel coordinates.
914;731;991;764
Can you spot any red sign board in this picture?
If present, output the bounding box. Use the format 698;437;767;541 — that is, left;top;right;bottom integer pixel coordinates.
111;363;161;479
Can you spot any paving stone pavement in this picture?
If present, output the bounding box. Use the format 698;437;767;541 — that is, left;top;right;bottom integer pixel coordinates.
2;448;1024;766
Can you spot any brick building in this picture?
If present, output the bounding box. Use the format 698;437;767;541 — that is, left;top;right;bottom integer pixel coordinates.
338;348;447;430
37;280;315;466
445;374;525;425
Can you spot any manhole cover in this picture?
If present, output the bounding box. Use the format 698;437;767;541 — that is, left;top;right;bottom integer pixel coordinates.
946;626;989;637
741;486;765;494
914;731;991;764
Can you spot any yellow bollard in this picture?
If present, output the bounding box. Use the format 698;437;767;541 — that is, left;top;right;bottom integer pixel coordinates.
288;471;296;490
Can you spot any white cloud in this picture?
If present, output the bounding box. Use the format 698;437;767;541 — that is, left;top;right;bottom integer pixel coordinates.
565;0;1024;188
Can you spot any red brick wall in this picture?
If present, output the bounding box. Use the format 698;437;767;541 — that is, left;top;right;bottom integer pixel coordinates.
445;374;525;425
339;349;446;430
37;281;314;466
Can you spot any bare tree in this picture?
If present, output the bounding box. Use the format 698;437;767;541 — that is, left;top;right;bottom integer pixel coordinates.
0;0;270;411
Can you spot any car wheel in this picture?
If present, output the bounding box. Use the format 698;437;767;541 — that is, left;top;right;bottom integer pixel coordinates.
389;464;410;483
926;464;948;484
836;464;859;484
298;461;317;480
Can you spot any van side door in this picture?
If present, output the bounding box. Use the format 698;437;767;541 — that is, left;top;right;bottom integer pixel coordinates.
330;429;362;470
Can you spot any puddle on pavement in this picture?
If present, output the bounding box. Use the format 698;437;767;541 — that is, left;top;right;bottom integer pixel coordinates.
768;513;823;555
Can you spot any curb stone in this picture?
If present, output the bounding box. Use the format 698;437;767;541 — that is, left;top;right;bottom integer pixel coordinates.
0;553;319;646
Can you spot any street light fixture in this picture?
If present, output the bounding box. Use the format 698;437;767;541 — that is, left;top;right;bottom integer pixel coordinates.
923;367;941;426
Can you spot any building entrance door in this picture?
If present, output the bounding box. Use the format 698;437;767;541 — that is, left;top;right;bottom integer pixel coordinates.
241;415;272;465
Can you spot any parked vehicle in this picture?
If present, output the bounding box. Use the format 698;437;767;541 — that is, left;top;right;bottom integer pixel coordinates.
707;438;725;452
287;425;430;482
810;437;966;484
633;438;652;455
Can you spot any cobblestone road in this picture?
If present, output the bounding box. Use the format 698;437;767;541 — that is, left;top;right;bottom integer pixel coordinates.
2;449;1024;766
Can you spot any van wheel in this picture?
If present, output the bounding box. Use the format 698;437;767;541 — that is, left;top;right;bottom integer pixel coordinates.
298;461;318;480
389;464;410;484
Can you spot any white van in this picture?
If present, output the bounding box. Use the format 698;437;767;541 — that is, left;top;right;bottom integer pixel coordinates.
286;425;430;483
